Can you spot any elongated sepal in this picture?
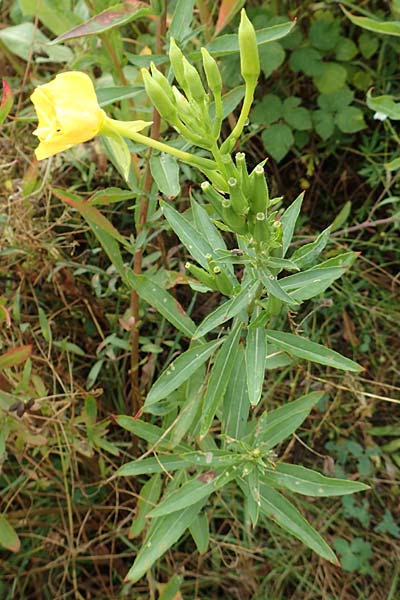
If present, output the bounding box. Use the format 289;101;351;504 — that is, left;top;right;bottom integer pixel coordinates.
228;177;249;216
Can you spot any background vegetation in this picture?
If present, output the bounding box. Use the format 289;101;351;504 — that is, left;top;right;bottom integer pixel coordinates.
0;0;399;598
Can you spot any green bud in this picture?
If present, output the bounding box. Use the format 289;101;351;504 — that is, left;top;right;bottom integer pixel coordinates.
169;38;187;90
251;164;269;214
201;48;222;95
222;204;248;234
203;170;229;193
150;62;175;104
186;262;217;290
235;152;250;196
141;68;177;122
221;154;238;180
228;177;248;216
201;181;225;217
183;60;207;103
253;211;270;244
213;266;234;296
238;9;260;86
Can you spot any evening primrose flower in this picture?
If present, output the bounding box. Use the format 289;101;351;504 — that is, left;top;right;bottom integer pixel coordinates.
30;71;150;160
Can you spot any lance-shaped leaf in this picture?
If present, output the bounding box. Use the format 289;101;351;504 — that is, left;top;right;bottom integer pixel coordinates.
194;281;258;338
205;21;296;57
161;201;214;269
253;391;323;450
189;513;209;554
88;187;136;206
144;339;222;408
125;500;206;583
125;272;196;338
51;1;152;44
245;308;267;406
129;474;162;538
265;331;363;372
118;450;241;477
259;483;338;564
0;515;20;552
0;345;32;371
150;154;180;198
280;192;304;256
149;469;237;518
200;322;242;438
223;345;250;440
259;269;299;306
262;464;369;497
341;6;400;37
290;227;331;269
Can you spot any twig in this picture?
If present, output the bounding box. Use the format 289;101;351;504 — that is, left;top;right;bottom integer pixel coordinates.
129;7;167;415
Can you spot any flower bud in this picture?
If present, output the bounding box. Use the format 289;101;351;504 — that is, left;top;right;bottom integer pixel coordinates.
169;38;187;90
183;60;207;103
235;152;250;196
141;68;177;122
213;266;234;296
222;204;247;234
251;164;269;214
238;9;260;87
201;48;222;95
186;262;217;290
228;177;248;216
201;181;225;218
150;62;175;104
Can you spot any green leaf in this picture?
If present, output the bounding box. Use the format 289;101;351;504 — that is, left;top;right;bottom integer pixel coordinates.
194;280;257;338
290;48;323;77
262;123;294;162
19;0;81;36
341;6;400;37
169;0;194;42
262;464;369;497
96;85;143;107
145;340;222;408
259;269;299;306
245;308;267;406
222;345;250;439
313;109;335;140
158;575;183;600
125;500;206;583
259;483;338;563
51;2;152;43
116;417;169;446
259;41;285;78
335;107;366;133
335;37;358;61
101;134;132;182
0;515;20;552
161;201;214;269
317;88;354;112
88;187;136;206
149;470;235;518
279;266;347;301
0;23;72;62
129;474;163;538
281;192;304;256
358;32;379;59
253;391;323;450
310;17;341;51
251;94;283;126
0;345;32;370
118;450;241;476
290;227;331;269
125;272;196;338
200;322;242;438
189;513;209;554
283;97;312;131
205;21;295;58
366;91;400;120
264;331;363;372
313;63;347;94
150;154;180;198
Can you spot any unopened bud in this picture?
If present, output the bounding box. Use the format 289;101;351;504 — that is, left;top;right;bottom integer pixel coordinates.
251;164;269;214
228;177;248;216
141;68;177;122
169;38;187;90
183;60;206;103
201;48;222;95
150;62;175;104
238;9;260;87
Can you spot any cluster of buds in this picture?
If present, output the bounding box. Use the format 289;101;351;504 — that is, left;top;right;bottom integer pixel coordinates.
185;254;234;296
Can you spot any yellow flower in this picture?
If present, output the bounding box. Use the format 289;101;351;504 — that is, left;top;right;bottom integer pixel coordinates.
31;71;106;160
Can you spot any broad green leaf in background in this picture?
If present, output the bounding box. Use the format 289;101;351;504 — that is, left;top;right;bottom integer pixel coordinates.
0;23;72;62
341;6;400;37
265;331;363;372
262;123;294;162
144;339;222;408
125;272;196;338
313;110;335;140
200;322;242;438
51;1;152;43
251;93;283;126
205;21;295;57
313;63;347;94
281;192;304;256
125;500;206;582
96;85;143;107
259;483;338;563
0;515;20;552
19;0;81;36
150;154;180;197
253;391;323;450
282;97;312;131
259;42;286;79
262;464;369;497
169;0;194;42
335;107;366;133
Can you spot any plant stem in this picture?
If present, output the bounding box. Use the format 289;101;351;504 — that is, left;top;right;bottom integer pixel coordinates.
220;83;255;154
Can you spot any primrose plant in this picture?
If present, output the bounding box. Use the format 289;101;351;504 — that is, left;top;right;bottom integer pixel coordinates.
31;10;368;584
